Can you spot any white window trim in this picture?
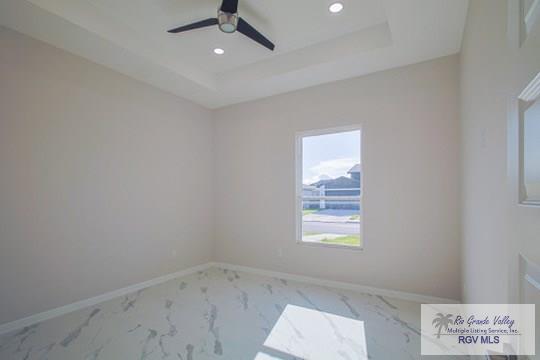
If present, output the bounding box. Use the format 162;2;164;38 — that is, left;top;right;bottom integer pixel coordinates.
295;125;364;250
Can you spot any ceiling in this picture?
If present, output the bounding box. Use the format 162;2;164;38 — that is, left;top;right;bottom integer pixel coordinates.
0;0;469;109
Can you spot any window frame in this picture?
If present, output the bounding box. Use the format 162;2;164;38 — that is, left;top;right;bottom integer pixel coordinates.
295;125;364;250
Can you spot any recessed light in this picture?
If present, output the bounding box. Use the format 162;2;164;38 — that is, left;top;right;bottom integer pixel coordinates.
213;48;225;55
329;2;344;13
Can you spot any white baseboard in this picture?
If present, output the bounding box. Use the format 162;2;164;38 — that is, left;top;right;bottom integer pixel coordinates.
0;262;213;336
0;261;459;336
210;262;460;305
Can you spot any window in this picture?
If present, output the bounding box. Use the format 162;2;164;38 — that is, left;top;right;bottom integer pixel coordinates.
296;127;362;248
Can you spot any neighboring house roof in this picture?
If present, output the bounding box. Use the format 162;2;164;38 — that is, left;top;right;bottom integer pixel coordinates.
348;164;361;174
310;176;359;189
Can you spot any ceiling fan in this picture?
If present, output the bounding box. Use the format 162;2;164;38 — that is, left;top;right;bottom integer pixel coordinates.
167;0;275;51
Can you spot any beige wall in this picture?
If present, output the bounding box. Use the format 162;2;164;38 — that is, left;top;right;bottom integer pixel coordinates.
459;0;511;303
0;27;214;324
460;0;540;303
214;55;462;300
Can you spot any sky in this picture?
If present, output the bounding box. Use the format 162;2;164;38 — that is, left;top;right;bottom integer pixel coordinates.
302;130;361;185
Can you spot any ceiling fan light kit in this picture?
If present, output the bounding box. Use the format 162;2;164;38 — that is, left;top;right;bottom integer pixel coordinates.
217;10;238;33
167;0;275;51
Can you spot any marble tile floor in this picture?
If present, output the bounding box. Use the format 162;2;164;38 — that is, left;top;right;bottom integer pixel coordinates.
0;267;466;360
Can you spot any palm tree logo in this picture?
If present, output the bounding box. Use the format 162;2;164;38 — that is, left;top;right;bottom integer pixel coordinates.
432;313;453;339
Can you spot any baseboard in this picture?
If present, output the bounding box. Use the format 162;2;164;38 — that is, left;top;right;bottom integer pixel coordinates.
0;262;213;336
0;261;459;335
210;262;460;304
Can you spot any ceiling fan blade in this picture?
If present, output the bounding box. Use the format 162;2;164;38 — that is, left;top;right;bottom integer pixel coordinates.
167;18;218;33
220;0;239;14
237;18;275;51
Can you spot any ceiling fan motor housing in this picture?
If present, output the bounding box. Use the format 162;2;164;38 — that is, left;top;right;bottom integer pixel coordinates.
167;0;274;51
217;10;238;33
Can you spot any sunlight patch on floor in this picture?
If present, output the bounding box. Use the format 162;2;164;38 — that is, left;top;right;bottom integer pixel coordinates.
261;304;368;360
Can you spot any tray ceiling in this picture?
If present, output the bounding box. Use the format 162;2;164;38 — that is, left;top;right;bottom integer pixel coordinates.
0;0;468;108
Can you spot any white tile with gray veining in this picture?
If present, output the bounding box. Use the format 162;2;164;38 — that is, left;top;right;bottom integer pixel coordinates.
0;267;465;360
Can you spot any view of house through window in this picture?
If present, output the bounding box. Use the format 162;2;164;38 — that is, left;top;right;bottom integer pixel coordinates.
298;128;362;248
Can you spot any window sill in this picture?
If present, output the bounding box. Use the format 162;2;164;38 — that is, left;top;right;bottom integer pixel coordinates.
296;240;364;251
